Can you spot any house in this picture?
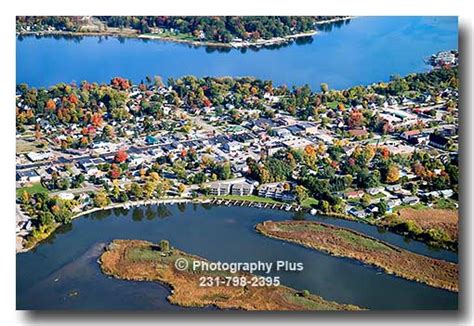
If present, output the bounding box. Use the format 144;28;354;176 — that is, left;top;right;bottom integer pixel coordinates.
345;190;365;199
145;135;158;145
402;196;420;205
26;151;51;162
386;184;402;192
401;129;420;141
429;134;450;150
223;141;241;153
230;182;254;196
440;189;454;198
366;187;384;196
16;170;41;183
348;207;368;219
209;182;231;196
282;137;314;150
258;182;296;202
387;198;402;208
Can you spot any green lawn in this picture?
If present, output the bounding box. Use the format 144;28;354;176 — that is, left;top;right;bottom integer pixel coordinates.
16;183;49;197
301;197;318;208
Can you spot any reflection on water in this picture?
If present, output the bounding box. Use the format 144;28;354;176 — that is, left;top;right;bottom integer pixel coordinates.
17;204;457;310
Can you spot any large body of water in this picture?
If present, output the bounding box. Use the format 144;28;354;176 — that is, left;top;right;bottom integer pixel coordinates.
16;16;458;90
17;204;457;310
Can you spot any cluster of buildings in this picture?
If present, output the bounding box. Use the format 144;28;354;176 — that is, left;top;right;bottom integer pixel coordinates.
16;74;458;232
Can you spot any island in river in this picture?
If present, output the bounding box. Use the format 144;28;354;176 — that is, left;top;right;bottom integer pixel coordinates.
256;220;458;292
99;239;362;311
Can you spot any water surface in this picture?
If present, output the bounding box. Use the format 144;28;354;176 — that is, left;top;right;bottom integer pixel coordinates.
16;16;458;89
17;204;458;310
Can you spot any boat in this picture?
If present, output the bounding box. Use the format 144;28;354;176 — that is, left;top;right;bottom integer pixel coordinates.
310;209;317;215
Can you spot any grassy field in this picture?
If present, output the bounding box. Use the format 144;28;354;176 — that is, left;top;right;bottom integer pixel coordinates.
16;183;49;197
256;220;458;292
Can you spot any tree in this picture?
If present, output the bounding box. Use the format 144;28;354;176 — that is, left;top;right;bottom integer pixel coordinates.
20;190;30;205
144;180;157;198
130;182;143;199
361;194;371;207
376;200;387;217
93;191;110;208
320;200;330;213
114;149;128;163
320;83;328;94
46;99;56;110
159;239;170;253
295;185;308;204
177;184;186;194
386;165;400;184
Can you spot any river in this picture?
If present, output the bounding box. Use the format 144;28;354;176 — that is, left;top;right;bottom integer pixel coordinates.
17;204;457;310
16;16;458;90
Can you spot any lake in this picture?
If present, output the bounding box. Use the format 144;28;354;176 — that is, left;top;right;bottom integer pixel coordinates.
16;16;458;90
16;204;457;310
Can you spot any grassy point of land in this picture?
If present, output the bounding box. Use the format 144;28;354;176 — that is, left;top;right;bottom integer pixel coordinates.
99;239;362;311
256;220;458;292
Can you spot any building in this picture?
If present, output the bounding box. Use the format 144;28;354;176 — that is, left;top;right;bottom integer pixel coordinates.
345;190;365;199
258;182;296;202
401;129;421;141
223;141;241;153
207;178;255;197
209;182;231;196
16;170;41;183
429;134;450;150
402;196;420;205
230;182;254;196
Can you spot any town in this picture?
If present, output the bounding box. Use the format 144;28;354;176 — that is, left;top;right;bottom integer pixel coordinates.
16;65;459;252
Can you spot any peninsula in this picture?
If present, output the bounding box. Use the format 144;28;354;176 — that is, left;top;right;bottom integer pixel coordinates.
99;239;362;311
256;220;458;292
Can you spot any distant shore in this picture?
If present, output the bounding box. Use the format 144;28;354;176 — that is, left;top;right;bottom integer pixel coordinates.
16;16;353;49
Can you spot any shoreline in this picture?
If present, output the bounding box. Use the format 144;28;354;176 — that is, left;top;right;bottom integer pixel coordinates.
16;194;455;254
16;16;354;50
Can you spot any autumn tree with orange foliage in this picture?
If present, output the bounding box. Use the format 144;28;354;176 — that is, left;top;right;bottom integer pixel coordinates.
114;149;128;163
348;110;364;129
